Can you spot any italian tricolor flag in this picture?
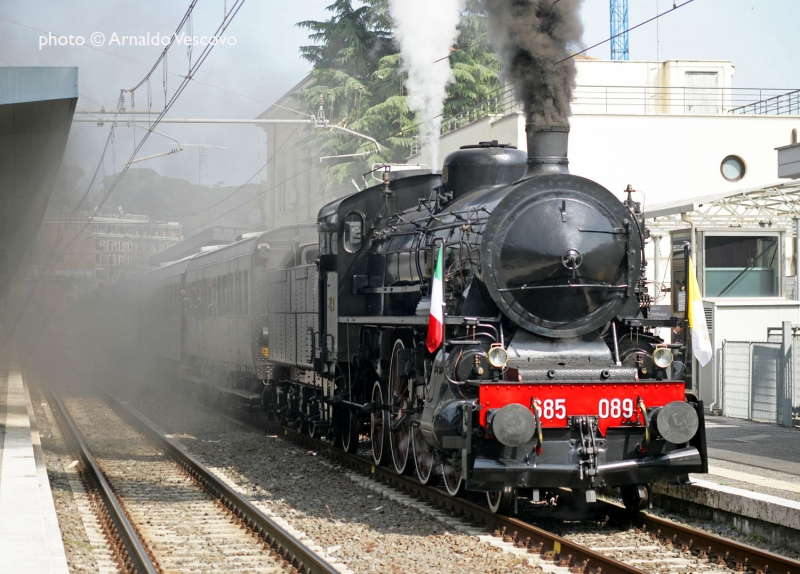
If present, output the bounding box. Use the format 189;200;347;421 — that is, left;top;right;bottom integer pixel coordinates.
426;246;444;353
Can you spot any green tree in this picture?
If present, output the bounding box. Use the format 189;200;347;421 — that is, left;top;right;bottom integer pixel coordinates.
297;0;501;193
445;1;502;115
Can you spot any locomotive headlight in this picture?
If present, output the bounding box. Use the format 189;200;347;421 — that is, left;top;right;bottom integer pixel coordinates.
652;345;673;369
487;344;509;369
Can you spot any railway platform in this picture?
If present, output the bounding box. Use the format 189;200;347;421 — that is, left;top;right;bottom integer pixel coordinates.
0;359;69;573
652;414;800;552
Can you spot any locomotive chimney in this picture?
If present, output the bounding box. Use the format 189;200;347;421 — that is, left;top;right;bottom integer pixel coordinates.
525;122;569;176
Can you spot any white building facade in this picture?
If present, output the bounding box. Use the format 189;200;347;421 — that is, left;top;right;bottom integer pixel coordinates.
413;59;800;205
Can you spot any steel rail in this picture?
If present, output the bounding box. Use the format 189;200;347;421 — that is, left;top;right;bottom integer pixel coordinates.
96;387;340;574
211;397;800;573
599;501;800;574
210;400;646;574
48;391;159;574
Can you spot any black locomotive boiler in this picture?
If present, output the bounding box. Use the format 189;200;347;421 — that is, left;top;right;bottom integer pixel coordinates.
111;124;707;515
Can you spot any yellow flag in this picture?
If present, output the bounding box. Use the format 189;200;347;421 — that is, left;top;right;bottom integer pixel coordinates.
687;255;712;367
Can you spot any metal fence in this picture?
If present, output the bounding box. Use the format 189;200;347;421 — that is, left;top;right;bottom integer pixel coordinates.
730;89;800;116
721;325;797;426
439;85;800;136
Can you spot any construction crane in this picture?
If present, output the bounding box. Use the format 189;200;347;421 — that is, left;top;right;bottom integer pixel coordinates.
610;0;629;61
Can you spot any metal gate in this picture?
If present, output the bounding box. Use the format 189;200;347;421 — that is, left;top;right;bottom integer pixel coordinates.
750;343;782;423
722;328;795;426
720;341;752;419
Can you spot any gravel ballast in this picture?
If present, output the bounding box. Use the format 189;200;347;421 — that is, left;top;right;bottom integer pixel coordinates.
132;389;546;574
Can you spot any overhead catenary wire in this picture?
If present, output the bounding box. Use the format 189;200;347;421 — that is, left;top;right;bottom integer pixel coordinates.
127;0;197;94
71;125;116;212
555;0;696;65
182;161;317;235
175;126;299;218
58;0;249;253
91;1;247;215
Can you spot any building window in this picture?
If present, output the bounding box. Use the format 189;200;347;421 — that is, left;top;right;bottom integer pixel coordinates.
146;243;151;252
95;253;102;263
720;155;746;182
95;269;103;279
704;234;780;297
96;239;104;250
154;243;159;253
108;255;115;265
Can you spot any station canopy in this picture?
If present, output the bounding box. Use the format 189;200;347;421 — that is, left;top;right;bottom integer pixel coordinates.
644;179;800;234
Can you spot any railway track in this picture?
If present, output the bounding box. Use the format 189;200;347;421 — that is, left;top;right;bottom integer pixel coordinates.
48;387;340;574
204;396;800;574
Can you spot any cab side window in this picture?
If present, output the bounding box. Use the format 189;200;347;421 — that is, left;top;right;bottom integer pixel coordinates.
343;212;364;253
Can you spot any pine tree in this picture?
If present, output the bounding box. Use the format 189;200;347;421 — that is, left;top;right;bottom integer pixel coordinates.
296;0;501;194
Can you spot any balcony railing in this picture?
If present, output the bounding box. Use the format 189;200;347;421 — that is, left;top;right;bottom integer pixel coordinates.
729;89;800;116
439;85;800;136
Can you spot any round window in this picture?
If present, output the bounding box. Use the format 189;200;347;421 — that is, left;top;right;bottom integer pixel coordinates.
720;155;746;182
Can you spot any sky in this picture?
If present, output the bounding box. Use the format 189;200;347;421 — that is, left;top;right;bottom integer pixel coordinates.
1;0;799;198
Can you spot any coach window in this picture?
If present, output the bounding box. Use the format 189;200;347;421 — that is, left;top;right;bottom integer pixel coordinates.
235;271;243;314
201;279;209;315
212;277;221;315
704;233;781;297
227;272;235;314
343;212;364;253
243;271;249;314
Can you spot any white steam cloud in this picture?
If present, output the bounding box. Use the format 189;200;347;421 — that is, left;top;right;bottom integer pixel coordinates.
389;0;466;170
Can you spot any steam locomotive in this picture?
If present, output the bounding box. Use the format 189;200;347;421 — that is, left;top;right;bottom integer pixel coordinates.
95;125;707;514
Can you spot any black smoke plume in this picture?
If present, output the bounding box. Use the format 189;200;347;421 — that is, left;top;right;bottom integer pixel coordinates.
484;0;584;128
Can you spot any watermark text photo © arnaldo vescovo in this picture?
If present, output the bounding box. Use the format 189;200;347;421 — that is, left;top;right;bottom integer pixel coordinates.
39;30;237;50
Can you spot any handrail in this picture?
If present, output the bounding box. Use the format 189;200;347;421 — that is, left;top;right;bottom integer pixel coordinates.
434;84;800;139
